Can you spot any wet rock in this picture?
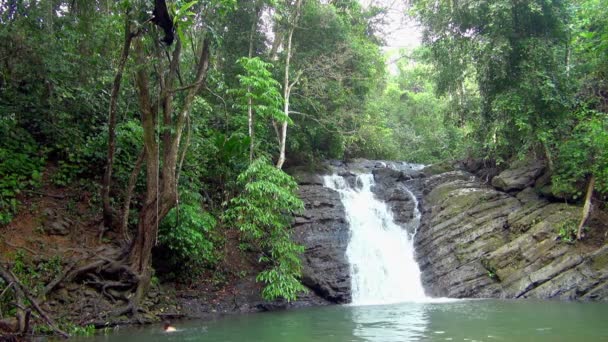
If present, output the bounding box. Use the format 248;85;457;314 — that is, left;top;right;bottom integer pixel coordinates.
422;161;457;176
292;179;351;304
491;159;545;192
370;168;420;230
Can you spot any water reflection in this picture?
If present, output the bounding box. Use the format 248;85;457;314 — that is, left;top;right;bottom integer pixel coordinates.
350;303;429;341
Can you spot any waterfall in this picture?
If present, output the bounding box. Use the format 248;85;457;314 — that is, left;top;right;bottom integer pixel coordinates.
324;173;428;305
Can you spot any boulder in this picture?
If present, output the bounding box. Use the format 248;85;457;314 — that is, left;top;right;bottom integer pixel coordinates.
491;160;546;192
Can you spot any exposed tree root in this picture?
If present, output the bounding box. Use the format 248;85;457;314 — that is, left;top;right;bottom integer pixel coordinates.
54;246;150;324
0;264;69;338
0;242;157;337
39;260;77;300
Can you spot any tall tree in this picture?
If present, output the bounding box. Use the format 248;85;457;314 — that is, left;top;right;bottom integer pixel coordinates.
247;1;262;162
411;0;571;158
102;7;135;229
276;0;303;169
129;33;211;303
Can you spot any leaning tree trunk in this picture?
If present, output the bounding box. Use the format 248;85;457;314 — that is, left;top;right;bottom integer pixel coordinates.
577;175;595;240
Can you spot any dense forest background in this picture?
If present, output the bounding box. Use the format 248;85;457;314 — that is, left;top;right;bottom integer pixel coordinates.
0;0;607;333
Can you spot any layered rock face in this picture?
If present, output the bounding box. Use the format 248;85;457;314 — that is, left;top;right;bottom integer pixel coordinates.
291;172;351;303
415;163;608;300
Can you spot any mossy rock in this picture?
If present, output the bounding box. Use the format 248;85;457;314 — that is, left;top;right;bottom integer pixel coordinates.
422;161;456;176
591;248;608;271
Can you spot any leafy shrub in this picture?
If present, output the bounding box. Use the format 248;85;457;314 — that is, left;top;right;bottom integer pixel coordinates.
158;191;220;280
552;109;608;199
0;250;62;318
556;219;579;243
0;117;45;225
52;119;143;187
223;157;307;301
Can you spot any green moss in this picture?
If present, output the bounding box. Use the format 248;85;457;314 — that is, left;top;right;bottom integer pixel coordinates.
591;250;608;271
481;258;501;282
422;161;455;176
448;190;490;213
427;184;457;205
484;235;506;251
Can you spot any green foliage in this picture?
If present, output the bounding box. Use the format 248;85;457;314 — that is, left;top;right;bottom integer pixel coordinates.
52;119;143;188
573;0;608;108
34;322;95;337
64;323;96;337
159;191;220;280
224;158;306;301
348;47;467;163
0;250;63;317
0;118;45;225
411;0;571;161
168;0;199;43
11;251;62;296
232;57;285;120
283;0;386;162
553;109;608;197
481;258;500;282
201;132;251;199
229;57;285;156
556;219;579;243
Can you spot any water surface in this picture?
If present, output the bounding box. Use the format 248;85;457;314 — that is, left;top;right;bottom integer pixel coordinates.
82;299;608;342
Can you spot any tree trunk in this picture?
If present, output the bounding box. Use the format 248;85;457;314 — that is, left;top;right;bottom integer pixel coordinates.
103;11;133;229
128;35;211;303
577;175;595;240
248;5;260;163
269;28;283;61
276;0;302;170
120;149;145;242
542;140;554;173
128;37;160;302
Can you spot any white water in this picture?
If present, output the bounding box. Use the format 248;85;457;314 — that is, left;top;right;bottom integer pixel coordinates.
323;173;428;305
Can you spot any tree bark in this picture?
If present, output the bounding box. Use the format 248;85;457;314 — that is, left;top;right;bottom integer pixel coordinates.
129;37;161;303
103;10;133;229
577;175;595;240
120;149;145;243
276;0;302;170
128;34;211;304
542;140;554;173
248;5;261;163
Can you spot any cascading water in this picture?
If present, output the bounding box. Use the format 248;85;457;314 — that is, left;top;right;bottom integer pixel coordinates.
324;173;428;305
